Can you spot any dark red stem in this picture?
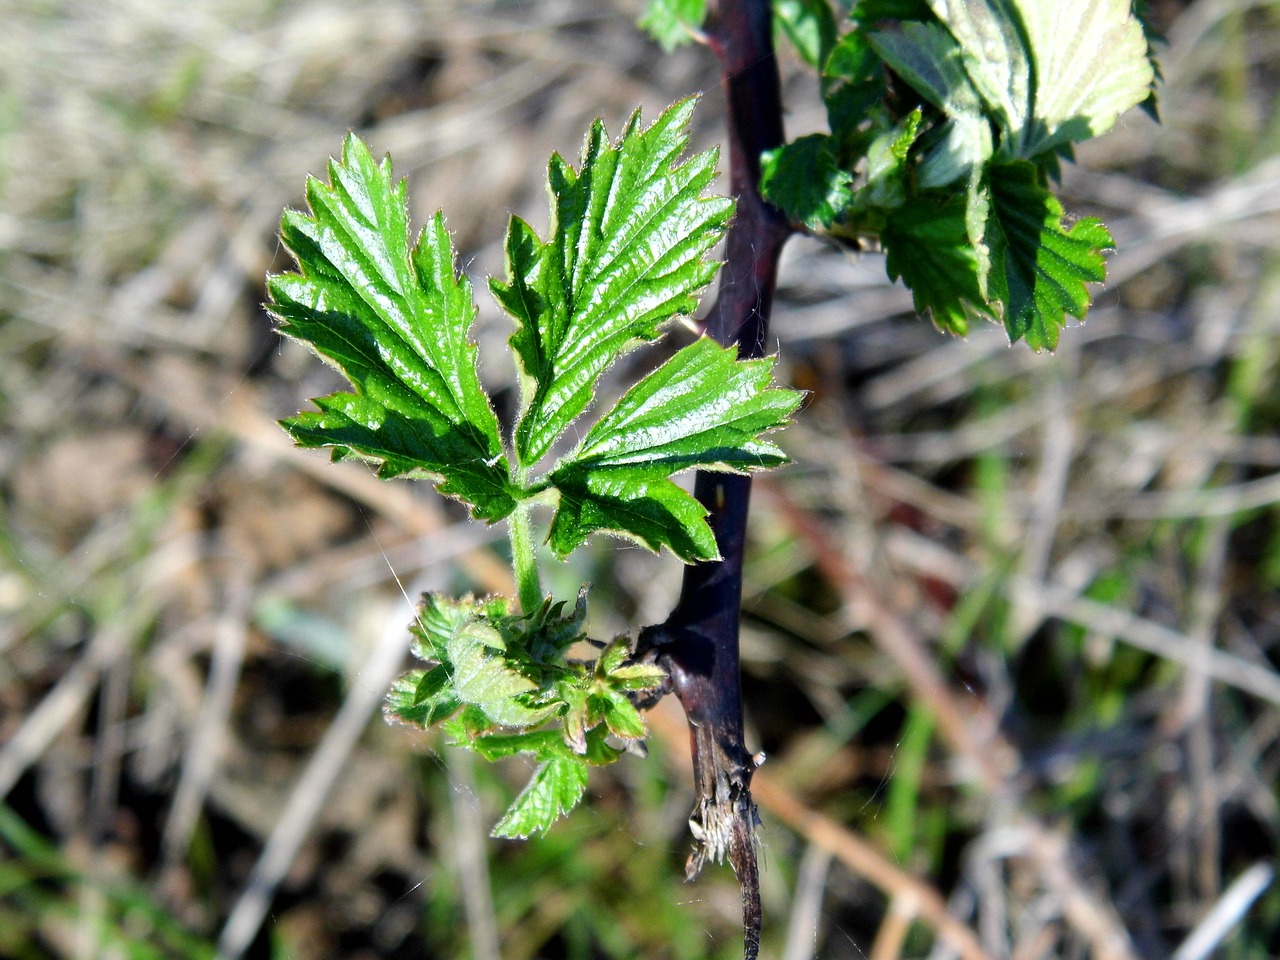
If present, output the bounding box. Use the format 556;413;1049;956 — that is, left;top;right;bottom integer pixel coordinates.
639;2;791;957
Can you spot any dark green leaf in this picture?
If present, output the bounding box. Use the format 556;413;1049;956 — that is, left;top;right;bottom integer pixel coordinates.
821;31;887;145
549;469;716;562
761;135;854;230
881;192;985;335
520;588;589;661
490;97;734;467
546;338;801;560
867;19;981;118
775;0;839;69
984;162;1113;350
269;135;514;521
852;0;934;22
490;757;590;838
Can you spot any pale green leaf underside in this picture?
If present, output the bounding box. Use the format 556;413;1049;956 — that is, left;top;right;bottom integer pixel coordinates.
927;0;1030;147
491;96;735;467
926;0;1154;160
1014;0;1155;157
447;619;553;728
269;135;513;521
871;2;1152;176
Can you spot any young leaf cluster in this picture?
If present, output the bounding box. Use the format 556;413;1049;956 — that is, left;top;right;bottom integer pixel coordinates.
644;0;1157;350
269;98;801;835
269;97;798;558
384;592;666;835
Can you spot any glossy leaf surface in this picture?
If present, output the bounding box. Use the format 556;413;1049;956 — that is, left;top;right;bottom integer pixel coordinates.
269;135;514;520
490;97;734;467
548;339;800;560
760;134;854;230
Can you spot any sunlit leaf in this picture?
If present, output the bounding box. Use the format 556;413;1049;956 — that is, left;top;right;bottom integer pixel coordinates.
490;97;734;467
547;339;800;560
269;135;514;521
775;0;839;68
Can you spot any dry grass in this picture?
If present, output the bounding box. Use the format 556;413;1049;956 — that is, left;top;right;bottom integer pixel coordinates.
2;1;1279;958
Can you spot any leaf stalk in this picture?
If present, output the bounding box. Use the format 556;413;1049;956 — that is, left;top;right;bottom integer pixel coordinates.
508;499;543;615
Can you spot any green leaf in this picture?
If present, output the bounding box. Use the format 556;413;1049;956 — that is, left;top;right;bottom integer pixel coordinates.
867;2;1153;166
594;636;634;677
853;0;934;21
409;593;507;663
551;468;717;562
921;0;1154;160
384;666;461;728
925;0;1030;147
918;112;995;190
269;135;514;522
409;594;558;730
867;19;984;119
519;588;589;662
560;685;591;754
882;192;985;336
859;108;923;209
547;338;801;560
1007;0;1156;157
490;756;590;838
820;31;888;147
604;662;669;691
775;0;839;69
600;691;648;740
760;134;854;230
471;729;568;762
447;618;554;727
984;162;1113;350
490;97;734;467
638;0;708;50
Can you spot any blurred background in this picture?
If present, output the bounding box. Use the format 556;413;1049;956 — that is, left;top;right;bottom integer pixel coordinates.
3;1;1280;958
